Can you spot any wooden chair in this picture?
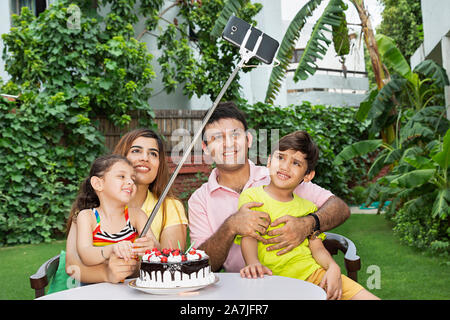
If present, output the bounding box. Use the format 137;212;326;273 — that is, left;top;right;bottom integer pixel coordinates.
323;232;361;282
30;254;60;298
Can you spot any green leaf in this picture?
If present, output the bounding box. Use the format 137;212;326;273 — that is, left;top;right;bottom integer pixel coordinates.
367;150;388;179
211;0;248;38
334;139;383;165
431;189;449;218
99;79;113;90
389;169;435;188
413;59;450;88
432;129;450;169
265;0;324;103
376;34;415;85
369;76;406;119
293;0;345;82
356;88;378;122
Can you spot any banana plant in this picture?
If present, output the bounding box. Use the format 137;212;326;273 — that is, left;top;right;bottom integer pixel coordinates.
356;34;449;143
379;128;449;219
210;0;387;104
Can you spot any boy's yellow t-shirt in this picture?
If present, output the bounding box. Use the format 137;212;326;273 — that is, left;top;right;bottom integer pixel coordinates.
235;185;325;280
141;191;188;241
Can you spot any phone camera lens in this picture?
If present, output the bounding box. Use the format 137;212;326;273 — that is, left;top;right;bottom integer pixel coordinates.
231;26;237;32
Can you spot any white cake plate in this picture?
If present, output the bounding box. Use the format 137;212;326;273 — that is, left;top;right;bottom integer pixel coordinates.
128;275;219;295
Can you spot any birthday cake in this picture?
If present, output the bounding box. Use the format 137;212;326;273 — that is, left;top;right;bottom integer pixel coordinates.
136;247;215;288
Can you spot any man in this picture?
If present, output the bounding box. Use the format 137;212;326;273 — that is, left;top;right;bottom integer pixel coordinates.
188;101;350;272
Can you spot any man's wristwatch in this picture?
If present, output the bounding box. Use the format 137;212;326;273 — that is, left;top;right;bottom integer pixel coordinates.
307;212;321;239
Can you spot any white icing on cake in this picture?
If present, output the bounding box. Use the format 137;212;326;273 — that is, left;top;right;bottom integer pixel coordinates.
136;248;215;288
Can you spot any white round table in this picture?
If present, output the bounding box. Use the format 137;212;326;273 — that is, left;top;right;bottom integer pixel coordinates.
37;273;326;300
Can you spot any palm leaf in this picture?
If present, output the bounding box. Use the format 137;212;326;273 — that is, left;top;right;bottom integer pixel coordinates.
293;0;346;82
333;139;383;165
264;0;324;103
210;0;248;38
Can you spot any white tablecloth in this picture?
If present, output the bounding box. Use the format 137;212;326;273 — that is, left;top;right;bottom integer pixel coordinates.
37;273;326;300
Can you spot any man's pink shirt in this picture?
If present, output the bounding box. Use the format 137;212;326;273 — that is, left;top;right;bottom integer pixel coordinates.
188;160;334;272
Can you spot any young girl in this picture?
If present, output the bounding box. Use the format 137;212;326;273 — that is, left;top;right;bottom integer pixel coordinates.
71;154;157;266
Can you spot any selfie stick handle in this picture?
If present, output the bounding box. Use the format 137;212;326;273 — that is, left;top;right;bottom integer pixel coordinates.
139;28;262;238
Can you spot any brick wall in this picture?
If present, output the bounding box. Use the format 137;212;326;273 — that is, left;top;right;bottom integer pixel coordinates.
167;155;211;202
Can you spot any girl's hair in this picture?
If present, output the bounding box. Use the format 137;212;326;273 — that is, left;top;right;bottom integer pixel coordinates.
112;128;181;232
66;154;132;234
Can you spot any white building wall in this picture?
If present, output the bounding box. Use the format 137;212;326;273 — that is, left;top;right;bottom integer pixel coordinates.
1;0;371;109
0;1;11;84
280;0;369;107
411;0;450;119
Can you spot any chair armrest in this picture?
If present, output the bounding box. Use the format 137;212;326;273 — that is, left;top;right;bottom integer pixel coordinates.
30;254;60;297
324;232;360;261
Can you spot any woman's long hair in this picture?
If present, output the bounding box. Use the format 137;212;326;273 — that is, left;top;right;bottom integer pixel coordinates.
113;128;179;232
66;154;131;234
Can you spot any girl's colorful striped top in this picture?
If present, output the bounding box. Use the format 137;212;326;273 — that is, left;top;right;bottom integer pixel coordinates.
92;206;138;247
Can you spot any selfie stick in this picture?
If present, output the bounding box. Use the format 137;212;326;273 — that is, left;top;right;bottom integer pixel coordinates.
139;28;263;238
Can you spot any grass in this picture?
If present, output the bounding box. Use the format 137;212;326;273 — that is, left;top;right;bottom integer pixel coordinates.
0;240;66;300
0;214;449;300
330;214;450;300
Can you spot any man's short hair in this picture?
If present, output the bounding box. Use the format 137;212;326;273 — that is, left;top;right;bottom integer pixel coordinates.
273;130;319;173
202;101;248;142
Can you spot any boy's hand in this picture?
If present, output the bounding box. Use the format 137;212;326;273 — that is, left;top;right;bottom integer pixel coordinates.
240;262;273;279
319;264;342;300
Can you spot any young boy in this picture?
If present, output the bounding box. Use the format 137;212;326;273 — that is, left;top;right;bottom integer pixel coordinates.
236;131;379;300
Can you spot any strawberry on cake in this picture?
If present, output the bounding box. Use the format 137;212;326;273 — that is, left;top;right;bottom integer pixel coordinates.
136;247;215;288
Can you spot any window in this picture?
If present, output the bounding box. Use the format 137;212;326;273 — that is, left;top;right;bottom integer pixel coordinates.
10;0;48;17
290;48;304;63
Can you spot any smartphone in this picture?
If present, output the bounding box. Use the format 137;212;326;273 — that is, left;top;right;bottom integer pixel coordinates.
222;15;279;65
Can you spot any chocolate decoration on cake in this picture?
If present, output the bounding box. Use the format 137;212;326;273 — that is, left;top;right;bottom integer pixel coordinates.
136;247;215;288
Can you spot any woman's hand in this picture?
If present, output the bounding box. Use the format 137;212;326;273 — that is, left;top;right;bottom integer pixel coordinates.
240;262;273;279
319;263;342;300
106;253;138;283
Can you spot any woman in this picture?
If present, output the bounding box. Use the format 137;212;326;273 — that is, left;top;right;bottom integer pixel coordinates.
65;129;188;283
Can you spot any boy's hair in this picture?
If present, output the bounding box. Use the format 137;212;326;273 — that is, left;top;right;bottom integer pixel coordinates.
66;154;132;233
202;101;248;143
272;130;319;173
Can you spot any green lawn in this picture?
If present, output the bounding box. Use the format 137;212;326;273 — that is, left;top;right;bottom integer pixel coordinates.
330;214;450;300
0;240;66;300
0;214;449;300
